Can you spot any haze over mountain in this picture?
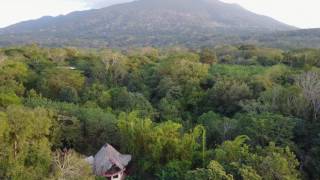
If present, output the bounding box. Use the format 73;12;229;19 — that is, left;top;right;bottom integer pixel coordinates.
0;0;302;48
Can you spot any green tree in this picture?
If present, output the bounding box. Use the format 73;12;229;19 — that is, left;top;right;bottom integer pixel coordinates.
186;161;233;180
156;160;191;180
39;68;85;100
58;86;79;103
197;111;236;146
214;136;300;180
200;48;218;65
0;106;53;179
234;113;297;147
118;112;204;176
158;97;182;122
256;143;300;180
110;87;154;117
0;60;28;96
206;79;252;116
0;91;21;107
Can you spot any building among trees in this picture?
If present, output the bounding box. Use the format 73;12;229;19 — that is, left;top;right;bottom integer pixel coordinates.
86;144;131;180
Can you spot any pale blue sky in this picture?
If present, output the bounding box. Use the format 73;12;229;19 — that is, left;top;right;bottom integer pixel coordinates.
0;0;319;28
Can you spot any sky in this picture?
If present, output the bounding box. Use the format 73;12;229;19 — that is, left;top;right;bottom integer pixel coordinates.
0;0;319;29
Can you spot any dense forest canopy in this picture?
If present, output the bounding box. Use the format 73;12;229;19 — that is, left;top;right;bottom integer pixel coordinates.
1;44;320;179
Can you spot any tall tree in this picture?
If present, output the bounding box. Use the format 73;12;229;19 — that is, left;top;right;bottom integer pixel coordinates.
0;106;54;179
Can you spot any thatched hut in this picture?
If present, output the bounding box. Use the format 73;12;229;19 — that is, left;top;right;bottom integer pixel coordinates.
86;144;131;180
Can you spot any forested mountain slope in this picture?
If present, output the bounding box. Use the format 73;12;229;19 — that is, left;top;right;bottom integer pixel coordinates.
254;28;320;49
0;0;295;47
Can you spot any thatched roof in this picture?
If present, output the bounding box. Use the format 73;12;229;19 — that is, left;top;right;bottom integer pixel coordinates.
93;144;131;176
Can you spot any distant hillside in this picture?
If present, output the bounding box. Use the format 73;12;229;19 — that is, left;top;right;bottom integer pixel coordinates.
252;28;320;49
0;0;296;48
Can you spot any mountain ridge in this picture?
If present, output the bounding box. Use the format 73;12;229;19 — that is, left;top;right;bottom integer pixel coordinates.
0;0;299;48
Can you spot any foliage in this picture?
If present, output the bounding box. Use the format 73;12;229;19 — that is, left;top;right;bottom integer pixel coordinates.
0;45;319;179
0;91;21;107
118;112;205;176
214;136;300;180
234;113;297;147
38;67;85;101
24;96;119;154
197;111;236;146
205;79;252;116
186;161;234;180
0;106;53;179
156;160;192;180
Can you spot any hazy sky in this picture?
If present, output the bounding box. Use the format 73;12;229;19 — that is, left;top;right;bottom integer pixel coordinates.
0;0;319;28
